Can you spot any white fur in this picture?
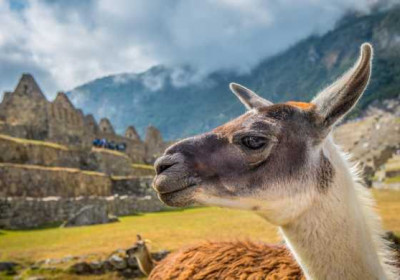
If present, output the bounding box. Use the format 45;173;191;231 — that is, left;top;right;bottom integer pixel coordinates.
279;137;399;280
197;136;399;279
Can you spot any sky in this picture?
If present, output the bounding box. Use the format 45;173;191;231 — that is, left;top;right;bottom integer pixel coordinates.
0;0;391;98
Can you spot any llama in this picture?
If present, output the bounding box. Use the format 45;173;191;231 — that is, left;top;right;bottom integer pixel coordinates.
128;235;304;279
152;43;400;279
126;235;155;276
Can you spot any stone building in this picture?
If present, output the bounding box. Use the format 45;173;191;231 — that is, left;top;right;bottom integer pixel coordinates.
145;125;166;162
0;73;166;163
125;126;141;141
0;74;49;140
0;74;168;229
99;118;115;134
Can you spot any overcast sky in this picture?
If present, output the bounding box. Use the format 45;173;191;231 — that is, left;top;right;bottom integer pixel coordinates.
0;0;389;98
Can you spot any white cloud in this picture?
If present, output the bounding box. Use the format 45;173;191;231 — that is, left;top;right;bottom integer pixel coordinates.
0;0;391;97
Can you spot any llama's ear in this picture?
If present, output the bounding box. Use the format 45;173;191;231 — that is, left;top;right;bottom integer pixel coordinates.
312;43;373;128
229;83;273;110
137;234;142;241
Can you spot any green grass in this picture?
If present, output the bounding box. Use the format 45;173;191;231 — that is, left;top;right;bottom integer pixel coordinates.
0;189;399;275
385;176;400;184
0;207;279;263
92;147;130;159
132;163;155;171
0;162;107;177
0;134;69;150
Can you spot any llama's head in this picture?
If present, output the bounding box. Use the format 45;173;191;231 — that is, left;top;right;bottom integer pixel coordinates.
153;43;372;225
126;235;148;258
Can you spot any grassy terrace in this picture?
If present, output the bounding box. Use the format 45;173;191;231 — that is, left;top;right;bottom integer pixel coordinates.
0;134;69;150
131;163;154;170
91;147;130;159
386;176;400;184
1;189;400;265
0;162;107;177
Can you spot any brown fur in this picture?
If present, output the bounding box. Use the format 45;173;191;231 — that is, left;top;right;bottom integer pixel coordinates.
149;241;304;280
286;101;315;110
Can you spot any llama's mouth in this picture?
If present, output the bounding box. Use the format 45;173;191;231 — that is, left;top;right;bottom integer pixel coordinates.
156;183;198;207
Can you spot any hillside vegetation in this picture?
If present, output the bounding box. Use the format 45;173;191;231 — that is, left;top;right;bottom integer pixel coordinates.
68;6;400;140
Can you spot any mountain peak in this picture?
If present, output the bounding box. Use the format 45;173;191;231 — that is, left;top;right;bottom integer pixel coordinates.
67;7;400;140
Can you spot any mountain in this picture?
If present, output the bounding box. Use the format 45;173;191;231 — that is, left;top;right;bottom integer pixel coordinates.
68;6;400;140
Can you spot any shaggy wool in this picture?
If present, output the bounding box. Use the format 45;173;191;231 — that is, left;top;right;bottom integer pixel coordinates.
149;240;304;280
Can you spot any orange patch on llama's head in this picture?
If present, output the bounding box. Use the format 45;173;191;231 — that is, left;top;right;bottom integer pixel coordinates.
286;101;315;110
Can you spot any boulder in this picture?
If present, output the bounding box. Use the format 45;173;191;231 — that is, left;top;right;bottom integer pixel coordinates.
109;254;127;270
61;205;119;227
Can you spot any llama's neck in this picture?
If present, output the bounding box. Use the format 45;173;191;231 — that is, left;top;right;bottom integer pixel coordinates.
279;139;396;280
135;249;154;276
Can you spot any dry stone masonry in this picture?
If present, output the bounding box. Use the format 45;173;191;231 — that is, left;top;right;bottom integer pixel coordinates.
0;74;167;229
0;73;168;163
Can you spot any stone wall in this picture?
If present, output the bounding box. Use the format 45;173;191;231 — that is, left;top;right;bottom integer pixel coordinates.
0;135;82;168
0;195;165;229
90;148;135;176
0;163;156;198
47;93;87;147
0;163;111;197
111;176;154;196
0;74;168;164
0;74;168;229
0;175;164;229
0;134;150;177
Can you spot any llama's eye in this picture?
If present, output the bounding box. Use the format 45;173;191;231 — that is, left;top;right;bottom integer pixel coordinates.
241;136;267;150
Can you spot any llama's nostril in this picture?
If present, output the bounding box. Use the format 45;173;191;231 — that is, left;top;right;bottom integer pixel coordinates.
155;160;178;175
155;155;183;175
157;163;173;174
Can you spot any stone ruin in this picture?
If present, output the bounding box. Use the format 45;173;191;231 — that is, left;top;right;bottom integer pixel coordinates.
0;73;168;163
333;107;400;186
0;74;169;229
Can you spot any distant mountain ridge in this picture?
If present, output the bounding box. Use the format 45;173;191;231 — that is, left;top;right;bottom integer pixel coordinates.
68;6;400;140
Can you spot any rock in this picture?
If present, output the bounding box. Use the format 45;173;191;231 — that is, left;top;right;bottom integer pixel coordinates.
108;215;119;224
88;261;103;271
70;262;93;275
61;205;115;227
109;254;127;270
102;260;114;271
152;250;170;261
119;267;143;278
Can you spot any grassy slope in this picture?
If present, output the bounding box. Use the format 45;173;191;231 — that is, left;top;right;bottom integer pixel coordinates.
0;207;278;263
0;190;399;265
0;134;69;151
0;162;106;177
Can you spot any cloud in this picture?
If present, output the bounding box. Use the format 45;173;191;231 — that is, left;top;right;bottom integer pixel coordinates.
0;0;392;97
